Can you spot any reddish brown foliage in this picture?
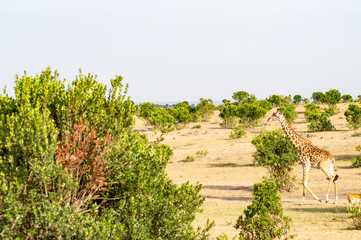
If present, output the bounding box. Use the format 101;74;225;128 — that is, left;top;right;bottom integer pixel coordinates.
55;120;112;208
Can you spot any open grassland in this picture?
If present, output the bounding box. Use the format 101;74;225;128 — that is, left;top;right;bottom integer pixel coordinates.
135;103;361;239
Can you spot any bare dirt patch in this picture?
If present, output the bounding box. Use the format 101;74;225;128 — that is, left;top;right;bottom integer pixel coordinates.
137;103;361;239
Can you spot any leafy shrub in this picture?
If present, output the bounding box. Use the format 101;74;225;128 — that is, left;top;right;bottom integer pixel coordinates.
235;180;293;240
323;89;341;106
307;113;335;132
194;98;215;122
139;102;156;118
147;107;176;133
345;103;361;130
304;104;335;132
237;102;267;128
0;68;208;239
251;129;299;191
323;105;338;116
196;150;209;156
267;95;284;107
311;92;325;104
232;91;256;104
192;124;202;129
351;145;361;168
186;155;196;162
279;101;297;122
349;207;361;229
342;94;353;103
293;94;303;104
219;103;239;128
230;124;247;139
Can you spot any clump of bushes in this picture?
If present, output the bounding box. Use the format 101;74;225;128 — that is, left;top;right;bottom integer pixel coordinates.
139;99;215;134
235;180;293;239
219;91;272;129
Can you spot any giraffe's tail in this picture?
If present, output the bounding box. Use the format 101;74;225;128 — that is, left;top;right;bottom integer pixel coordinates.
333;174;339;182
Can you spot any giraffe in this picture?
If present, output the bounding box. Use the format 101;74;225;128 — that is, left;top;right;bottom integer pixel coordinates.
267;109;339;205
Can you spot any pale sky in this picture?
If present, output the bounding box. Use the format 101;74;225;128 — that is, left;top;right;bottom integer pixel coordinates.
1;0;361;103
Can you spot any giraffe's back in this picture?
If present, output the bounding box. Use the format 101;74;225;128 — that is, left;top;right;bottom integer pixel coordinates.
300;144;334;168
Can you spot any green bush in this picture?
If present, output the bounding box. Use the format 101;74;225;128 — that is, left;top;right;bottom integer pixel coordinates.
186;155;196;162
293;94;303;104
304;104;335;132
251;129;299;191
237;102;267;128
194;98;215;122
307;112;335;132
351;145;361;168
267;95;284;107
323;89;341;106
345;103;361;130
139;102;156;118
196;150;209;156
235;180;293;240
219;103;238;128
342;94;353;103
278;101;297;122
311;92;325;104
0;68;208;239
230;124;247;139
232;91;256;104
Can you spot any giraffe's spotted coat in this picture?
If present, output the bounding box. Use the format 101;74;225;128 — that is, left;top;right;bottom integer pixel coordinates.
268;109;338;205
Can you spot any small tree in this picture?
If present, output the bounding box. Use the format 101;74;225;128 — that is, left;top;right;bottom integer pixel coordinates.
237;103;267;128
342;94;353;103
139;102;156;118
279;101;297;123
252;129;299;191
304;104;335;132
323;89;341;106
267;95;283;107
311;92;325;104
235;180;293;240
344;103;361;130
219;103;238;128
232;91;256;104
293;94;303;104
195;98;215;122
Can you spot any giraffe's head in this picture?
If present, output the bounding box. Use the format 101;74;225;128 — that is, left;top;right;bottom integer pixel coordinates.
267;109;283;122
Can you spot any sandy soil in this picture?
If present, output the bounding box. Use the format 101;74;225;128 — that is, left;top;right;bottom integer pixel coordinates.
135;103;361;239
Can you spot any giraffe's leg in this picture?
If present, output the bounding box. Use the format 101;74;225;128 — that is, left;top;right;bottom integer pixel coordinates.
320;167;333;203
333;180;338;204
300;163;320;205
321;162;338;204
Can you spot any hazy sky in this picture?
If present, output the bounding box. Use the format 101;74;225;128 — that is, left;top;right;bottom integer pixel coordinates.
1;0;361;103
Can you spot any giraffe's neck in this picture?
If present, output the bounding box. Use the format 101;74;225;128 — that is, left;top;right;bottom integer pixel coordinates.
278;114;311;151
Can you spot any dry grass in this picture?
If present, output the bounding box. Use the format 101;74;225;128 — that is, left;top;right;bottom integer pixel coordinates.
135;103;361;239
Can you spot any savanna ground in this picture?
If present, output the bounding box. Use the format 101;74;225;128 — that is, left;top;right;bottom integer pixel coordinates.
135;103;361;239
